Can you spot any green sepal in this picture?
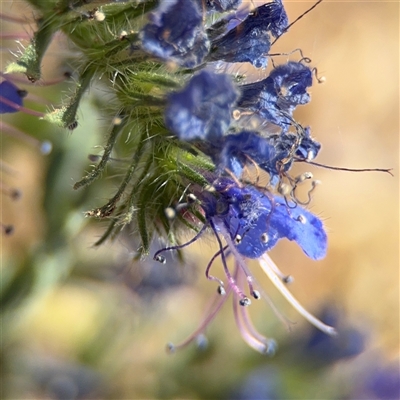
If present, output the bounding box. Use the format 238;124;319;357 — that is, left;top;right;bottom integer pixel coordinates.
44;66;96;129
6;17;59;82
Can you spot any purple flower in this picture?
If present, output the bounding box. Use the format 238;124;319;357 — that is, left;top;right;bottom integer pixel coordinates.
208;1;288;68
304;306;365;364
238;61;313;130
165;70;239;141
155;177;334;353
140;0;210;68
215;131;297;180
209;177;327;260
364;363;400;400
210;127;321;184
0;80;26;113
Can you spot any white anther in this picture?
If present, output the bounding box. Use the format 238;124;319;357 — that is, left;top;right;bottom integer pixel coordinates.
164;207;176;220
94;11;105;22
297;214;307;224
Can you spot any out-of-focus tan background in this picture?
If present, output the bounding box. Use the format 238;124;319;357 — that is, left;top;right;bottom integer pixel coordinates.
1;1;398;399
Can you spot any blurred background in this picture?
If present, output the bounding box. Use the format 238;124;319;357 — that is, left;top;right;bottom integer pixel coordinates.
1;0;399;399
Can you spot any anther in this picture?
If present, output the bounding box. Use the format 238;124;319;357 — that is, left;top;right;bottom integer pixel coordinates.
282;275;293;284
94;10;105;22
112;116;123;125
312;180;321;188
155;254;166;264
295;172;313;184
40;141;52;155
234;234;242;244
278;182;291;196
252;290;261;300
187;193;197;203
217;285;226;296
196;334;208;350
296;214;307;224
260;233;269;244
239;297;251;307
164;207;176;220
232;109;241;120
307;150;315;161
166;343;176;354
263;339;278;356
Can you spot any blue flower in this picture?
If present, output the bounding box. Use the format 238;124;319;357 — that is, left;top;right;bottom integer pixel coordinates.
0;80;25;113
155;176;334;353
207;0;288;68
238;61;313;130
165;70;239;141
207;125;321;185
304;306;365;365
363;363;400;400
205;177;327;260
140;0;210;68
215;130;312;180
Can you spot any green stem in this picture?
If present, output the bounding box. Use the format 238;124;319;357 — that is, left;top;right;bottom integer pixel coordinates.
73;115;127;190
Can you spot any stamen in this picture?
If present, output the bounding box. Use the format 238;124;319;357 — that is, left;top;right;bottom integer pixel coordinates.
164;207;176;220
166;288;231;353
232;292;275;355
209;219;249;304
1;121;52;154
259;254;337;335
0;95;44;117
235;234;242;244
237;301;277;356
301;159;393;176
219;224;265;299
278;182;291;196
155;254;166;264
234;264;278;355
187;193;197;203
271;0;324;45
266;257;294;284
239;297;251;307
260;232;269;244
217;285;226;296
153;222;208;260
232;109;241;120
296;214;307;224
295;172;313;184
205;247;227;294
307;150;315;161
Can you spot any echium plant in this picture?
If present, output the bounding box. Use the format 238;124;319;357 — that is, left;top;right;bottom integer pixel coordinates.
5;0;389;354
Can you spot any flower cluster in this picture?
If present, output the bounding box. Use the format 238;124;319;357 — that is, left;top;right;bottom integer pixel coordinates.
2;0;338;353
